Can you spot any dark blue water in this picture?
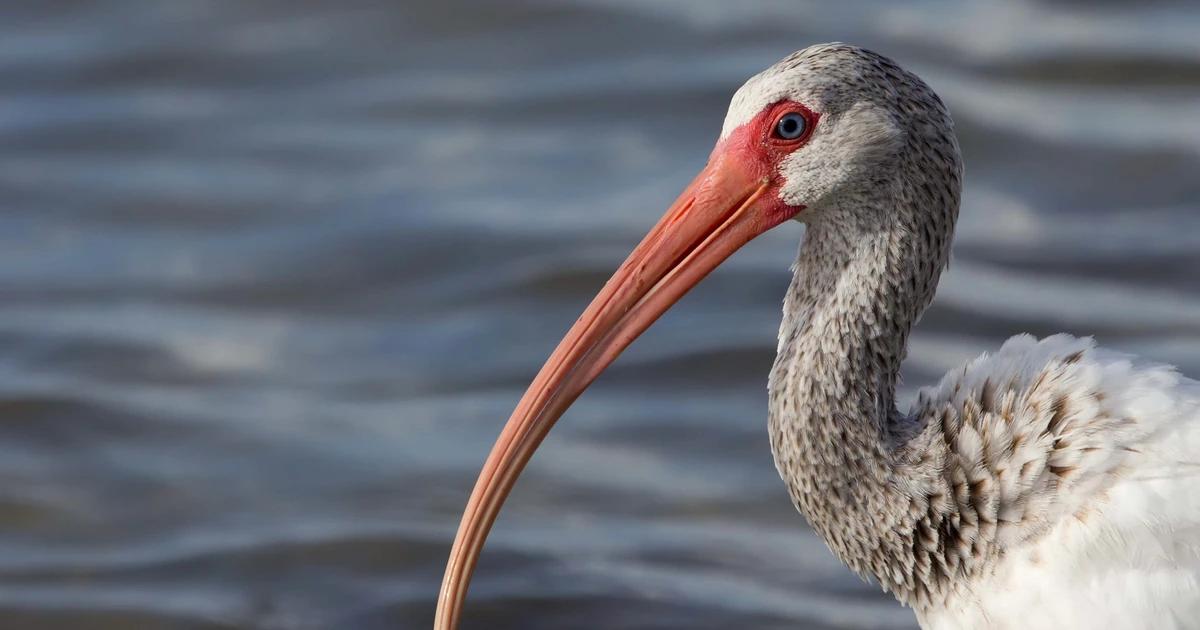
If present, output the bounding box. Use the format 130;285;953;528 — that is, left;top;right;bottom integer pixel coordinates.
2;1;1199;628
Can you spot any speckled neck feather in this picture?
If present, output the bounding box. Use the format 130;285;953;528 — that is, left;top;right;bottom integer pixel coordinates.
767;47;964;611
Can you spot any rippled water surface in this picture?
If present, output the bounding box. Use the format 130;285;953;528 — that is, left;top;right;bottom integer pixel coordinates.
3;1;1200;628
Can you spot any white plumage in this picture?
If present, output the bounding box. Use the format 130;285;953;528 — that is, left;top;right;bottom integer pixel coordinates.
914;334;1200;628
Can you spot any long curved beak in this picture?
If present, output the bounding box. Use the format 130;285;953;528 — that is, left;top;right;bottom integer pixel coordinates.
435;147;796;629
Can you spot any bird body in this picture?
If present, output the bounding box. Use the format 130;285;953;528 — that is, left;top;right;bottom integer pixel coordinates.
919;336;1200;629
796;333;1200;629
436;43;1200;629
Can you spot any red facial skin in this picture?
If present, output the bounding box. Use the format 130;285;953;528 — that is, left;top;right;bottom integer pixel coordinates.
716;99;819;222
433;99;819;630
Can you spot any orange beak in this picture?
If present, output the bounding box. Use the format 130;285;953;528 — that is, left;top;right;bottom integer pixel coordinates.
434;144;797;629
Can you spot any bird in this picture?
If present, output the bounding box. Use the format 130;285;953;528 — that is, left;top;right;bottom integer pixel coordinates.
435;43;1200;629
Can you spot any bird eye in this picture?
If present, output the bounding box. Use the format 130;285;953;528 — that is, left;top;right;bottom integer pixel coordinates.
773;113;808;140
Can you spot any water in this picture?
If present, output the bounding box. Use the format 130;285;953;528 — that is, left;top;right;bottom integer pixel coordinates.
2;1;1199;628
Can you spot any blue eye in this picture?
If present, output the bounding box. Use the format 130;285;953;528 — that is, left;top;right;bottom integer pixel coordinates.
774;113;807;140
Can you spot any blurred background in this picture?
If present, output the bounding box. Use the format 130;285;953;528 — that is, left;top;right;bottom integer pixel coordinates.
3;0;1199;628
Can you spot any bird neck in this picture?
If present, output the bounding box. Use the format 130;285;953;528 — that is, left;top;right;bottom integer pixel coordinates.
769;195;953;607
